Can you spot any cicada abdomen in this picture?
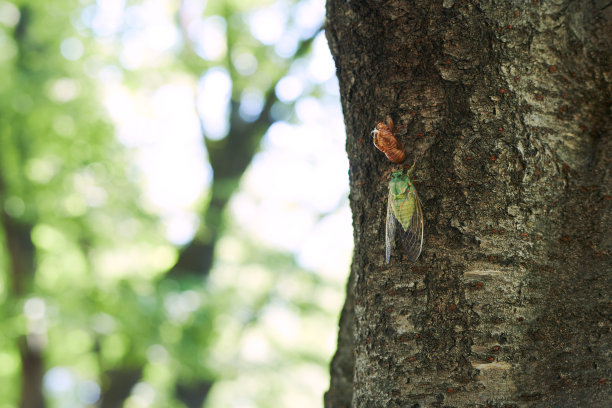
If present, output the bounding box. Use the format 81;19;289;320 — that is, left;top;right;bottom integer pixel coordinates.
385;164;424;263
372;117;406;163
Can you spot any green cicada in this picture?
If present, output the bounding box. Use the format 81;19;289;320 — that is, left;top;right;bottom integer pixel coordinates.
385;163;424;263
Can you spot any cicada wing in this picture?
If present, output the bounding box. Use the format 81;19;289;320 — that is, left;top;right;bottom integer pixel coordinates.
400;192;424;262
385;190;396;264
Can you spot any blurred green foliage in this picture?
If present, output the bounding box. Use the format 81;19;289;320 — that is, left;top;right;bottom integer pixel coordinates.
0;0;345;407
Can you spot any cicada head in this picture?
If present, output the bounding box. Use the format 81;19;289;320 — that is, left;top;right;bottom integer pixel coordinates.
390;170;404;179
389;171;409;196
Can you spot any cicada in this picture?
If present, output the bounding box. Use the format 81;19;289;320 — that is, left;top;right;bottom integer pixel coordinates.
385;163;424;263
372;117;406;163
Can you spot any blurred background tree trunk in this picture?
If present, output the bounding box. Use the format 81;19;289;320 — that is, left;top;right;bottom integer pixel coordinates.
325;1;611;407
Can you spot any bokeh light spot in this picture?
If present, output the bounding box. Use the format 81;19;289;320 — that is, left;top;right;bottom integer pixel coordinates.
60;38;84;61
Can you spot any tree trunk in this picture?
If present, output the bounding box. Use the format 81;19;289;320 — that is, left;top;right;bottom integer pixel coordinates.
325;1;612;407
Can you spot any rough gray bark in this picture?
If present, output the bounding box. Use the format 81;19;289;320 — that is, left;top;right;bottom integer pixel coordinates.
325;1;612;407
